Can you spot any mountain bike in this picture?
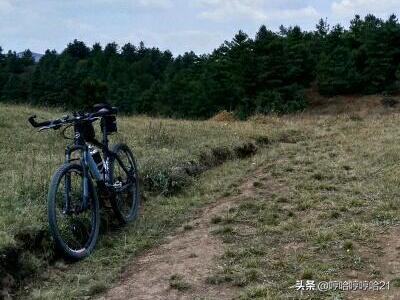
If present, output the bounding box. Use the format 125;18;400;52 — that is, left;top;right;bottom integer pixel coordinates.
28;104;140;259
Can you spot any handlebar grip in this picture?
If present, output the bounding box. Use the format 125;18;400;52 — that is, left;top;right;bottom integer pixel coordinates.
28;115;51;128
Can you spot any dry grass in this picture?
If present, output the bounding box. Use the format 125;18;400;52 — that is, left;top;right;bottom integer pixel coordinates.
207;112;400;299
3;99;400;299
0;103;303;297
306;93;400;117
18;148;264;299
209;110;236;122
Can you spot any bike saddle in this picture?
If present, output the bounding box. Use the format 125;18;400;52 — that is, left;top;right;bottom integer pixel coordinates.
92;103;118;115
92;103;113;112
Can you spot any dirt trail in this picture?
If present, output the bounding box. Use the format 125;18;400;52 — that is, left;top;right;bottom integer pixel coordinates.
349;226;400;300
97;171;262;300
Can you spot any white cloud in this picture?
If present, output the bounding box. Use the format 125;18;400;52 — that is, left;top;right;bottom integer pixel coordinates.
332;0;399;16
195;0;319;23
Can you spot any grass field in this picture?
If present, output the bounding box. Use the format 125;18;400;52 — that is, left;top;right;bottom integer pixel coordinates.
0;103;300;297
207;112;400;299
3;98;400;299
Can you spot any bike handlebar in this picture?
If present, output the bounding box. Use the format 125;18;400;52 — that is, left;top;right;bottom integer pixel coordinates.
28;115;52;128
28;105;118;131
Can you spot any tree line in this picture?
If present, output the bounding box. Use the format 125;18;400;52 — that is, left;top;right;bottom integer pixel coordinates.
0;14;399;119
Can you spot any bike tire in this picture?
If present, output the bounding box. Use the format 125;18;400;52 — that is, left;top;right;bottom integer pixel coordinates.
109;143;140;224
48;163;100;260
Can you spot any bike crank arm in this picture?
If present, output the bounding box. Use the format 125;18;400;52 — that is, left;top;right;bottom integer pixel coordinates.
114;183;133;193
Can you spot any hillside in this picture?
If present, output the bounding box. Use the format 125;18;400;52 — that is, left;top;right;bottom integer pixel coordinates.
1;99;400;298
16;52;43;63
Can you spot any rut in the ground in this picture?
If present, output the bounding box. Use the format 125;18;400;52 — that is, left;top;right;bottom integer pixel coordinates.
97;171;264;300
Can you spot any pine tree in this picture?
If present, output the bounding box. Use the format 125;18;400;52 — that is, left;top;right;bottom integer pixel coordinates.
65;40;90;59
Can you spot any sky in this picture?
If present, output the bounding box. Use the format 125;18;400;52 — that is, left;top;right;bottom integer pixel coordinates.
0;0;399;56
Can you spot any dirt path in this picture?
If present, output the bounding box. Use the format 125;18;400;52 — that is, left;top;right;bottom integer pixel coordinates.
97;171;262;300
95;166;400;300
376;227;400;300
349;226;400;300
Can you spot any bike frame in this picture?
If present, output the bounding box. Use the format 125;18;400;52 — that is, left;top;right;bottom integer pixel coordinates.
63;120;131;212
64;121;110;211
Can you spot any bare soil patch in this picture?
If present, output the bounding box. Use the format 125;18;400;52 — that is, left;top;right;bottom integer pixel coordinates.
305;92;400;117
348;226;400;300
97;170;264;300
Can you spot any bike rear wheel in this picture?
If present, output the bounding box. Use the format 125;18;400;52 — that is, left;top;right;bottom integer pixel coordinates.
109;143;140;224
48;163;100;260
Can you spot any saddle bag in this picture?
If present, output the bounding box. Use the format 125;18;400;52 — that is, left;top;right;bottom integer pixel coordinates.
101;115;117;134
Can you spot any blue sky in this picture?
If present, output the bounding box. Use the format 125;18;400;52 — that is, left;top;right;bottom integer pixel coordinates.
0;0;398;55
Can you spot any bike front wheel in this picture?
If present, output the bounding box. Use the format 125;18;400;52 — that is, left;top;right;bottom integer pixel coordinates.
109;143;140;224
48;163;100;260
